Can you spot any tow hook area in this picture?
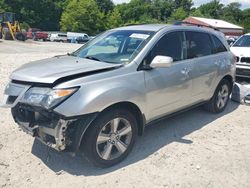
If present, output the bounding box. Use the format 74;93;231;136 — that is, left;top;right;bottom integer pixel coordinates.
11;103;77;151
38;119;70;151
17;118;73;151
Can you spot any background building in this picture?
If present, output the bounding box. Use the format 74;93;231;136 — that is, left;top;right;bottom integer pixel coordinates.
184;16;244;36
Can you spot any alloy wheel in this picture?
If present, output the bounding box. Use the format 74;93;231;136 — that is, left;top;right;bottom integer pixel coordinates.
217;84;229;109
96;117;133;160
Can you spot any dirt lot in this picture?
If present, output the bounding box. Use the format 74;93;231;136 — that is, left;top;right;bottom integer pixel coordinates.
0;40;250;188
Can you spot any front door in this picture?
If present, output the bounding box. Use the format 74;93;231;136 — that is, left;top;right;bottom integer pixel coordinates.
143;31;193;121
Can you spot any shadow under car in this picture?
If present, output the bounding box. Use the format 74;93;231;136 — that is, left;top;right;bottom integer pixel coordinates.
31;100;239;176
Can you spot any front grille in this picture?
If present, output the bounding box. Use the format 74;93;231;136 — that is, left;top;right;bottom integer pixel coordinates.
240;57;250;63
236;68;250;76
11;103;60;128
236;56;240;62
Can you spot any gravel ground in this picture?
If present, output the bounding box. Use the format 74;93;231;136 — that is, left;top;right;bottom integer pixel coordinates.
0;40;250;188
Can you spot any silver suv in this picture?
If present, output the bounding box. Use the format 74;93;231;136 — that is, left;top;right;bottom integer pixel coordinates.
1;24;235;167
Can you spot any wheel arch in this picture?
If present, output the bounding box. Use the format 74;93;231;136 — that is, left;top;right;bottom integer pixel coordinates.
222;75;234;92
77;101;145;150
100;101;146;136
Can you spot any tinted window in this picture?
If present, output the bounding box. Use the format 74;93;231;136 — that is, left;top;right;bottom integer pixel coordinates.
212;35;227;53
186;31;213;59
149;31;185;62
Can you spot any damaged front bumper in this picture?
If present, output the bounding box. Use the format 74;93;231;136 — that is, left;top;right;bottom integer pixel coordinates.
1;81;98;152
11;103;77;151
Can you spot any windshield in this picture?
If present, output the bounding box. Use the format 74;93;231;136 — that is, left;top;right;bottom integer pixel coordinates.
71;30;155;64
4;12;15;23
233;35;250;47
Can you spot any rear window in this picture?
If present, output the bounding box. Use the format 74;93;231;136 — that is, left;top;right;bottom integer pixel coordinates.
185;31;213;59
211;35;227;53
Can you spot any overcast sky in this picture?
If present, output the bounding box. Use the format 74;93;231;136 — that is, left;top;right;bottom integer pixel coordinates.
112;0;250;9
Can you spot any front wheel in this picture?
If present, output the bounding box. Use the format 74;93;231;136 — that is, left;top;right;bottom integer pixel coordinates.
80;108;138;168
204;79;231;113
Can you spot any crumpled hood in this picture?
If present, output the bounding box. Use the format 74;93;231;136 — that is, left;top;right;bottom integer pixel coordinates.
230;47;250;57
11;55;121;84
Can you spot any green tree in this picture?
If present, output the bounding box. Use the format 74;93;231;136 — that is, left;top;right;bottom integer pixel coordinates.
241;8;250;32
222;2;242;24
60;0;105;35
0;0;66;30
96;0;114;14
107;7;123;29
151;0;174;22
173;0;193;12
190;8;204;17
199;0;224;19
0;0;10;12
169;7;188;20
116;0;153;24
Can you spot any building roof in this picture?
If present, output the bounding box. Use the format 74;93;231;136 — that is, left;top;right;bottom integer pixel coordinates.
186;17;243;30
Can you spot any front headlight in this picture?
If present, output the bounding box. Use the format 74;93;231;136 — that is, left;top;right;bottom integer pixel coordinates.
20;87;78;109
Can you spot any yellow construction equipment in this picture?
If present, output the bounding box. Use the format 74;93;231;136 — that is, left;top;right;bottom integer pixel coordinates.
0;12;26;41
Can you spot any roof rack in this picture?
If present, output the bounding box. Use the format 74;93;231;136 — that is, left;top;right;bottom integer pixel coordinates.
172;20;220;31
123;23;151;26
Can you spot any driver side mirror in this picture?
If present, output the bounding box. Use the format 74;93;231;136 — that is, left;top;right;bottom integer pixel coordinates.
150;55;173;68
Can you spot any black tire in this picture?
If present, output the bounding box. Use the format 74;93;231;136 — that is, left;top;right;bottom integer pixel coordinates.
15;32;26;41
204;79;231;113
3;30;12;40
80;108;138;168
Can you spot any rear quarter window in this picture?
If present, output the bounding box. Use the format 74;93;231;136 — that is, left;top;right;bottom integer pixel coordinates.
211;35;228;54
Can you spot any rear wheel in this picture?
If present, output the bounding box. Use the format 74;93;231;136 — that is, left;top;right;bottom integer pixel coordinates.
80;108;138;167
204;79;231;113
15;32;26;41
3;29;12;40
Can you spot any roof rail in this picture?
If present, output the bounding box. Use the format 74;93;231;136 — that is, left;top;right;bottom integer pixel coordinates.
123;23;151;26
172;20;220;31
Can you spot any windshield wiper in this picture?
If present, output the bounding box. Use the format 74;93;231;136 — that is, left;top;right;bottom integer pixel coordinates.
84;56;101;62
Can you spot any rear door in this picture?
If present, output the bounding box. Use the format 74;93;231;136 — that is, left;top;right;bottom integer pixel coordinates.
185;31;218;102
144;31;194;120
